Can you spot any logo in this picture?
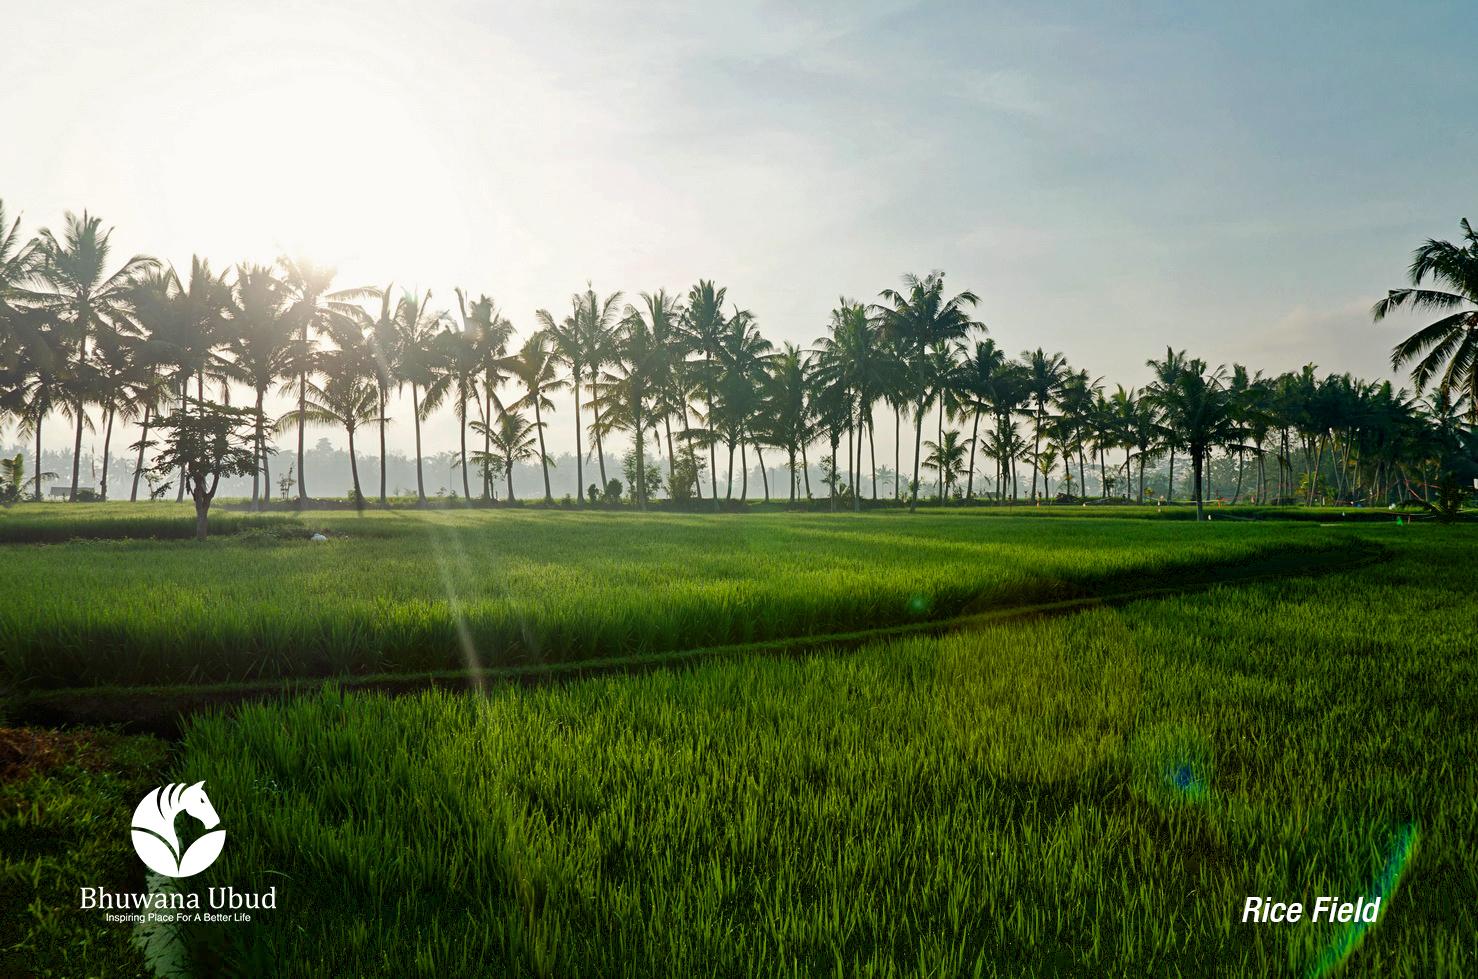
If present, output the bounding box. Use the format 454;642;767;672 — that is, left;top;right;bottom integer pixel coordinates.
130;782;226;878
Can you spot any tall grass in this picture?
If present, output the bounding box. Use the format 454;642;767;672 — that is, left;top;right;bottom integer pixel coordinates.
171;530;1477;977
0;509;1373;689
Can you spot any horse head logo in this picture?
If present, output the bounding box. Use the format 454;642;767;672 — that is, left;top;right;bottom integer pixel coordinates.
130;782;227;878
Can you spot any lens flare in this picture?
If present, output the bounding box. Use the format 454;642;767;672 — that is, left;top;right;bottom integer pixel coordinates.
1306;823;1419;979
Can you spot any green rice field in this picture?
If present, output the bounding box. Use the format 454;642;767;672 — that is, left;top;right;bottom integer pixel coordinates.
0;504;1378;690
1;507;1473;976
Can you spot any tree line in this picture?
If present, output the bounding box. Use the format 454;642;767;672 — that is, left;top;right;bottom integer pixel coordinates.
2;200;1475;518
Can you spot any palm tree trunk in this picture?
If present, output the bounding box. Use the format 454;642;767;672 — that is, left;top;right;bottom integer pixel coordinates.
297;359;308;502
412;383;426;504
868;419;878;501
829;437;839;512
787;448;797;502
1166;447;1176;503
100;407;115;500
592;378;608;487
534;397;552;503
739;439;748;501
634;415;647;510
68;398;85;502
1193;450;1205;520
573;369;584;508
131;402;151;502
893;406;901;501
348;426;363;504
251;388;265;509
726;438;735;499
664;414;677;499
909;399;925;513
936;399;945;502
1232;450;1246;504
966;408;980;499
33;417;43;501
801;441;812;499
506;452;516;502
176;378;189;502
459;397;471;501
1030;406;1042;501
483;389;493;500
379;388;388;505
756;442;770;502
706;367;718;510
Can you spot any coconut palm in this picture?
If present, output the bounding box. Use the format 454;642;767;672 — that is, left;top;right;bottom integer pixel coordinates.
1020;348;1067;502
1145;347;1189;501
278;257;372;501
873;272;983;512
760;342;811;501
127;260;233;501
425;324;483;500
392;290;449;504
536;297;589;505
555;286;625;489
276;348;380;503
683;280;729;509
31;211;158;500
1150;358;1243;520
596;297;671;509
507;332;566;503
224;264;296;508
471;408;540;502
923;430;969;501
457;291;515;500
960;339;1005;499
1373;219;1478;420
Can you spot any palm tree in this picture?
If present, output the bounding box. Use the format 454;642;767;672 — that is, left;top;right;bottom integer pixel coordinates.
683;280;728;509
455;291;515;501
1373;219;1478;421
392;290;448;504
711;307;771;500
471;408;540;502
1021;348;1067;502
598;296;672;510
357;284;405;504
277;349;380;503
9;311;68;500
873;272;982;512
961;339;1005;499
32;211;158;500
760;342;811;501
536;297;588;505
1055;369;1100;501
814;299;885;508
923;430;969;501
507;332;566;503
278;257;372;501
1145;347;1189;501
127;261;232;501
425;324;483;500
225;264;295;508
1151;358;1243;520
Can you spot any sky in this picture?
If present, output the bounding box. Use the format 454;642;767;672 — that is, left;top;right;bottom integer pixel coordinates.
5;0;1476;465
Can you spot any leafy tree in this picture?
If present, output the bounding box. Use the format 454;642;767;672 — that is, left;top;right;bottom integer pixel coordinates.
147;400;259;540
